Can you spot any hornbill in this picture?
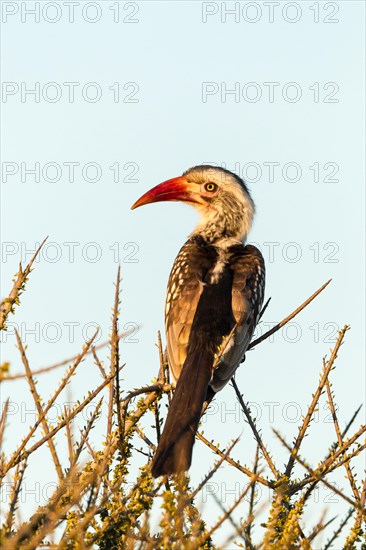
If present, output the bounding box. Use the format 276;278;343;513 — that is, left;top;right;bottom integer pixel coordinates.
131;165;265;477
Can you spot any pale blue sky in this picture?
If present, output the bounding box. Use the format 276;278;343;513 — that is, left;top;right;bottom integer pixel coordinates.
1;1;365;545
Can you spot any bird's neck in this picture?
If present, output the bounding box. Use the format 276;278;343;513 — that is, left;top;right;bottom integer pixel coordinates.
191;209;251;245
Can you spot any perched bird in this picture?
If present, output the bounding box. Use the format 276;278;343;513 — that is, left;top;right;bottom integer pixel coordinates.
131;165;265;477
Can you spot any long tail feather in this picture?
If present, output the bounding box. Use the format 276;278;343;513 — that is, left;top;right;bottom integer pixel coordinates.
151;348;213;477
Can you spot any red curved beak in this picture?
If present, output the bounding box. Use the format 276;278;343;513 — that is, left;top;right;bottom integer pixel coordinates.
131;176;199;210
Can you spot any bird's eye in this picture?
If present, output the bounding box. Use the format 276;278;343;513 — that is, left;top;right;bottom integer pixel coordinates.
204;182;218;193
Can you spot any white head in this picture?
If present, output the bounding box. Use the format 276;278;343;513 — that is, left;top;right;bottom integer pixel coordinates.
131;165;255;243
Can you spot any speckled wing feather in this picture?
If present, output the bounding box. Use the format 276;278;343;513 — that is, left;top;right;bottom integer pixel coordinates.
210;244;265;392
165;235;218;382
165;238;265;392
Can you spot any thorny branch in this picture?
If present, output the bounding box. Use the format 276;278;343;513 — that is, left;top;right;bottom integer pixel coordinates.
1;260;364;548
0;237;48;331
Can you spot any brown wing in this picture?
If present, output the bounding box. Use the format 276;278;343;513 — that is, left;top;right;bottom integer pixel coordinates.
165;236;218;382
210;244;265;392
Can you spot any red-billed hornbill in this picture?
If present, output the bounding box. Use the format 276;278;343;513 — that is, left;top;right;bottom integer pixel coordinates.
131;165;265;477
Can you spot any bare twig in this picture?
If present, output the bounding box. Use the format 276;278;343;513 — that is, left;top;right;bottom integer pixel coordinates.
5;460;27;533
64;405;75;467
308;513;336;543
193;474;260;549
114;268;124;452
346;477;366;547
1;325;137;382
248;279;331;350
123;383;173;405
244;444;260;548
284;325;349;479
154;332;165;443
0;397;9;451
92;347;107;380
324;403;363;464
325;379;360;501
72;397;103;466
258;297;271;322
8;465;94;549
323;508;354;550
273;428;358;508
196;430;271;488
211;491;246;544
295;423;366;491
0;237;48;331
340;404;363;440
16;330;64;481
107;266;121;439
1;330;99;478
190;437;240;500
136;427;156;450
157;330;165;383
3;365;116;474
232;378;279;479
